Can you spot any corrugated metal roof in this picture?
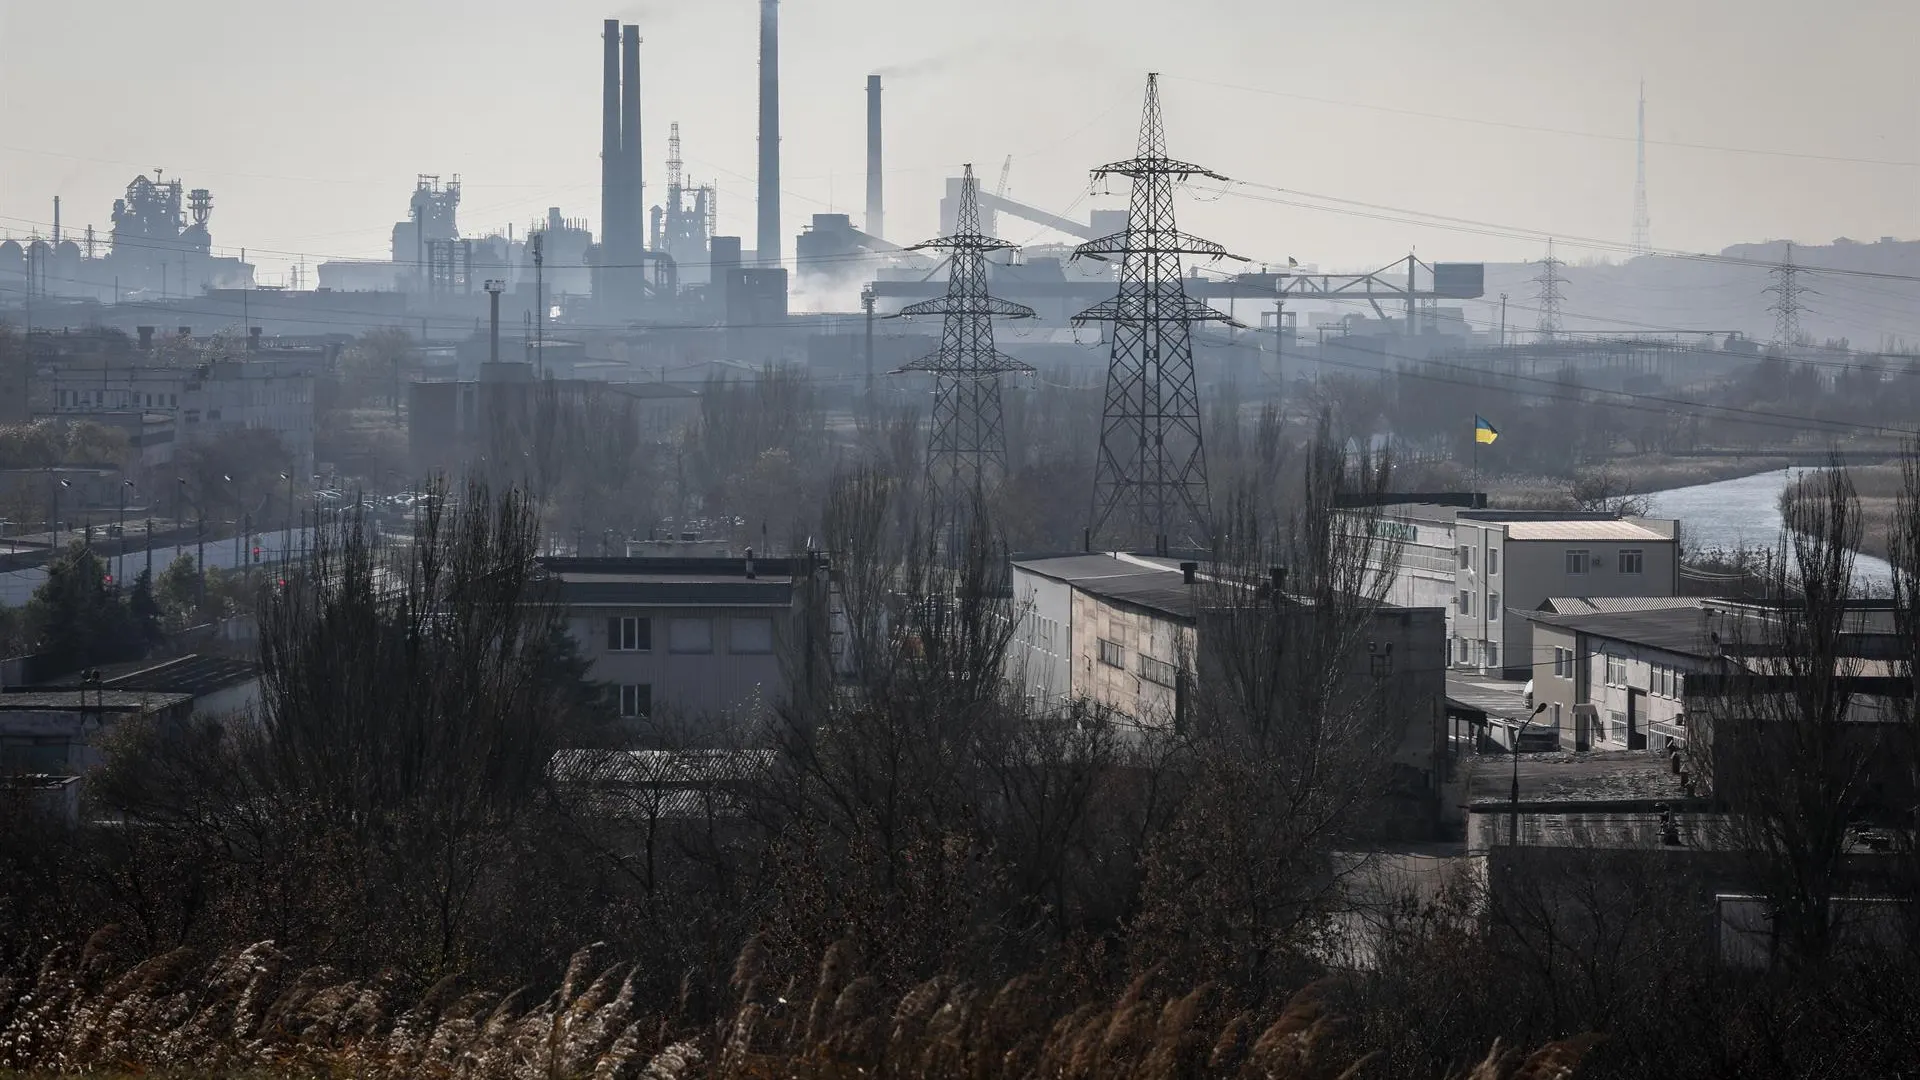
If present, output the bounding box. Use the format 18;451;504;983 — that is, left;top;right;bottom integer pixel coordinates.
1541;596;1705;615
1498;520;1672;541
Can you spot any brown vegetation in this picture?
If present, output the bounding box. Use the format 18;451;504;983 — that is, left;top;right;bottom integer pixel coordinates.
0;935;1604;1080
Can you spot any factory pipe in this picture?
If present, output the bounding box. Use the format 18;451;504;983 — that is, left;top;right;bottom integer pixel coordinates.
622;24;642;258
601;19;621;273
757;0;781;267
865;75;883;241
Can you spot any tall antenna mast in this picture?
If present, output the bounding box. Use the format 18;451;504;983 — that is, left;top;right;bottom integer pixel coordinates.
1630;81;1651;256
1076;74;1240;556
1533;240;1565;342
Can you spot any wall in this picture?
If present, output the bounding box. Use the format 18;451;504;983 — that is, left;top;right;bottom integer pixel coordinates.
572;606;789;729
1486;532;1678;680
1008;567;1074;710
1529;622;1579;748
1070;591;1192;731
1585;640;1697;751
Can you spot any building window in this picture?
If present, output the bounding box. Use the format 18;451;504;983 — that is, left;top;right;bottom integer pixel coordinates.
1618;549;1644;574
1457;545;1472;570
1486;641;1500;668
1606;655;1627;686
669;618;713;654
1673;671;1685;698
729;617;774;654
1551;701;1563;732
1554;646;1574;679
1138;654;1178;687
1097;638;1125;668
1566;549;1591;575
619;684;652;719
1487;548;1500;575
607;616;652;652
1457;590;1471;617
1488;592;1500;621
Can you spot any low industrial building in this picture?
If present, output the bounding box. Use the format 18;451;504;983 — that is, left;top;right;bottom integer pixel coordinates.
546;555;829;736
1009;552;1452;835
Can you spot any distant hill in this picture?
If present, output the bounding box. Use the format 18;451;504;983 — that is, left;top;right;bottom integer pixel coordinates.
1477;236;1920;351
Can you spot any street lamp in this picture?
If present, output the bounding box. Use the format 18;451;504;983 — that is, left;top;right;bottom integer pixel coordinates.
117;479;134;587
1510;701;1549;846
279;471;294;566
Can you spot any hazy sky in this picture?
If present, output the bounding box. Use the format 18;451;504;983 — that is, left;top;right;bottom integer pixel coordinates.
3;0;1917;283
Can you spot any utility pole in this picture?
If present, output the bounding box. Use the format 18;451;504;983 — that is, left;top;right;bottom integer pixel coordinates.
1499;292;1508;347
532;233;545;377
1533;240;1564;342
1077;74;1240;556
861;284;876;406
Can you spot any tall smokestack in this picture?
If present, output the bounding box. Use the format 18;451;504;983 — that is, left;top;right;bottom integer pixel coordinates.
757;0;781;267
601;19;620;268
52;196;61;246
865;75;883;240
622;24;643;255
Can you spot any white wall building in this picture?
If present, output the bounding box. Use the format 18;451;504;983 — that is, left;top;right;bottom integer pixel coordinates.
1344;502;1681;679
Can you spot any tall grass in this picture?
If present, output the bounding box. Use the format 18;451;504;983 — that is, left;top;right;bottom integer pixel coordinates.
0;931;1600;1080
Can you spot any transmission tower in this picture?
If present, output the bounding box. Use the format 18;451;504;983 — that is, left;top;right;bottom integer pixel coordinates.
1075;73;1239;556
1533;239;1565;342
1765;241;1813;346
893;164;1036;550
1630;81;1651;256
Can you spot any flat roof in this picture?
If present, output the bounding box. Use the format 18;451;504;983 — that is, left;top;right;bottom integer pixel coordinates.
1525;606;1717;658
1468;750;1689;807
1492;520;1673;542
1013;555;1195;621
1526;606;1716;657
32;654;257;697
0;690;193;712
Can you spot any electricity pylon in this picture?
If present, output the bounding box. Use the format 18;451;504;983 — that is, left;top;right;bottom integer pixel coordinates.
1074;73;1240;556
893;164;1035;552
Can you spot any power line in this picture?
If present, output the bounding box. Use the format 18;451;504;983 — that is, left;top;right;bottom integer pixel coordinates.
1163;73;1920;169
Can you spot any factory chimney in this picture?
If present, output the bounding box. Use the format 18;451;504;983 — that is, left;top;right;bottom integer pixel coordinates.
601;19;621;269
622;24;643;254
52;196;61;246
757;0;781;267
865;76;883;240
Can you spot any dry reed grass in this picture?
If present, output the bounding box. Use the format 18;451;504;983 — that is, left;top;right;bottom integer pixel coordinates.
0;931;1601;1080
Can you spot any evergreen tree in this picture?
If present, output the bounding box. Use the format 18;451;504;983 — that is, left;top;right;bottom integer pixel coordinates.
129;568;164;647
25;543;145;674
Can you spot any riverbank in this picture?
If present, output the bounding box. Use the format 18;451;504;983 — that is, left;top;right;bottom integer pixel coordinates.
1781;464;1909;562
1484;455;1791;511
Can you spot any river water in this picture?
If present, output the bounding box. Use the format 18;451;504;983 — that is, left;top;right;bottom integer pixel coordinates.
1645;467;1895;591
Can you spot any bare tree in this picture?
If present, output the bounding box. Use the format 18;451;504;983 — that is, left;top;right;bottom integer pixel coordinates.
1691;463;1882;969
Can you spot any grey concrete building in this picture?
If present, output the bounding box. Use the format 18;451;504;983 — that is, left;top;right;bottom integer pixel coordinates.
547;556;825;734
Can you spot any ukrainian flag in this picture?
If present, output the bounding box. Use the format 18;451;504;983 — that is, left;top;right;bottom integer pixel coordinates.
1474;415;1499;445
